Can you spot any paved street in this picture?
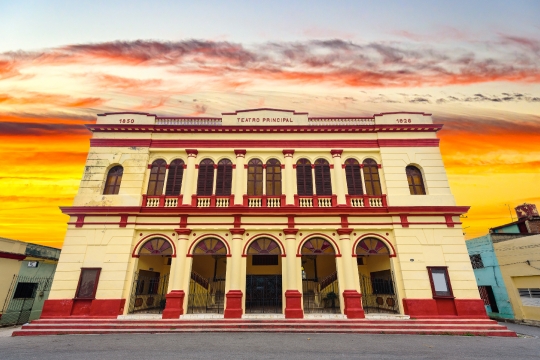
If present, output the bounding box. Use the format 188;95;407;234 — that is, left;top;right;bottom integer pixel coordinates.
0;322;538;360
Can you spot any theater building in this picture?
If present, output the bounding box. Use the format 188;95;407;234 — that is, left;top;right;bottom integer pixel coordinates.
41;108;486;320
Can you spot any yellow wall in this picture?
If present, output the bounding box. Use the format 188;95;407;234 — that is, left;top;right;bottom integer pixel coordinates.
494;234;540;322
246;255;282;275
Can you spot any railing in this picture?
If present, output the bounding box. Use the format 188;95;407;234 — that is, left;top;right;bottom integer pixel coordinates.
294;195;337;207
142;195;183;207
141;194;388;208
346;195;387;208
243;195;285;207
308;118;375;126
191;195;234;207
155;118;222;126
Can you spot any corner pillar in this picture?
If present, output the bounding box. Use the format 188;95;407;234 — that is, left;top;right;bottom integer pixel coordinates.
162;229;191;319
283;228;303;318
337;228;365;319
224;228;245;318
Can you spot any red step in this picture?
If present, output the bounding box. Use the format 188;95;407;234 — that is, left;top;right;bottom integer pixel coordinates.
12;318;517;337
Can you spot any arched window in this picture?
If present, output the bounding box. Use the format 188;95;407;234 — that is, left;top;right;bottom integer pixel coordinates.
406;165;426;195
215;159;233;196
103;165;123;195
266;159;282;196
296;158;313;196
147;159;167;196
301;238;335;255
363;159;382;196
197;159;215;196
344;158;363;195
247;238;281;255
138;238;173;256
247;158;263;196
356;238;390;256
193;238;227;255
314;158;332;195
165;159;184;196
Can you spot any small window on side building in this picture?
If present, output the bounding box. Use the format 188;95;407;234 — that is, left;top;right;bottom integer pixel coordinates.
469;254;484;269
427;266;454;298
75;268;101;299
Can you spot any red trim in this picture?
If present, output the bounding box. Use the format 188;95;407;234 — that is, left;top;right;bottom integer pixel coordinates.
336;228;354;235
282;149;295;156
330;149;343;156
186;149;198;156
41;298;126;319
284;290;303;319
400;214;409;227
229;228;246;235
75;215;85;228
174;228;192;236
131;233;177;258
187;233;231;256
283;228;299;235
91;139;404;148
242;233;286;256
234;149;247;156
297;233;341;257
444;214;455;228
0;251;26;260
222;107;308;115
119;214;128;228
352;233;397;258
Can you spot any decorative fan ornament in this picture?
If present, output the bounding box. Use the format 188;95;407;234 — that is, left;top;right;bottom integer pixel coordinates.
139;238;173;256
301;238;335;255
193;238;227;255
356;238;389;256
247;238;281;255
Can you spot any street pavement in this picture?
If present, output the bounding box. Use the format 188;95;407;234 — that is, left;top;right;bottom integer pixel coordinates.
0;322;538;359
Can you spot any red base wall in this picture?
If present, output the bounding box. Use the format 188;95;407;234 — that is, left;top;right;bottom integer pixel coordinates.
403;298;488;319
41;299;126;319
284;290;303;319
224;290;243;319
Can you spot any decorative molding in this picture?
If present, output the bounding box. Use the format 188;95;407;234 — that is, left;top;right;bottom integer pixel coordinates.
337;228;354;235
330;149;343;156
282;149;295;156
234;149;247;157
283;228;299;235
185;149;198;157
229;228;246;235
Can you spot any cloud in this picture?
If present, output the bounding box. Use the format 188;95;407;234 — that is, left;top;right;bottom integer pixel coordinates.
2;36;540;89
0;121;88;136
0;92;106;108
435;92;540;104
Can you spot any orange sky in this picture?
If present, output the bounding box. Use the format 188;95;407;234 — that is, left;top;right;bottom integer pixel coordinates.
0;38;539;249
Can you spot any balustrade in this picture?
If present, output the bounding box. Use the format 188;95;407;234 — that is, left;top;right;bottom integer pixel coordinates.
243;195;285;208
346;195;387;208
143;195;182;208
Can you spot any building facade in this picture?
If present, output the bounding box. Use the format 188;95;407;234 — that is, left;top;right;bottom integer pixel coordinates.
467;204;540;324
0;237;60;325
41;108;486;320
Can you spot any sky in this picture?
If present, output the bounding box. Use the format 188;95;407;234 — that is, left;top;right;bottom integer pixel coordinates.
0;0;539;248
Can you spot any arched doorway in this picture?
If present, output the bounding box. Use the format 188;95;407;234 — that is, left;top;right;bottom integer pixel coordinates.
356;237;399;313
128;238;172;314
245;237;283;314
301;238;340;313
187;238;227;314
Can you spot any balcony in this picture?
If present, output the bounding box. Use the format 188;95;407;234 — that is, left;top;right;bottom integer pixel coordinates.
345;195;387;208
243;195;285;208
141;194;387;208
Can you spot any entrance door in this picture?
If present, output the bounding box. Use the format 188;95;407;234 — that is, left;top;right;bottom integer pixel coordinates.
245;275;282;313
128;271;169;314
359;272;399;314
478;286;499;313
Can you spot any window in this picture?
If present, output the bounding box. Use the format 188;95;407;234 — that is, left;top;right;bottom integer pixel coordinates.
478;286;499;312
518;288;540;307
13;282;37;298
103;166;123;195
406;165;426;195
314;159;332;195
252;255;279;266
215;159;233;196
470;254;484;269
296;158;313;196
345;158;363;195
266;159;282;196
196;159;215;195
75;268;101;299
247;158;263;196
147;159;167;196
363;159;382;196
427;267;453;298
165;159;184;196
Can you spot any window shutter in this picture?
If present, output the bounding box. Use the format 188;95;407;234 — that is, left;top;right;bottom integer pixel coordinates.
304;166;313;196
165;160;184;196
